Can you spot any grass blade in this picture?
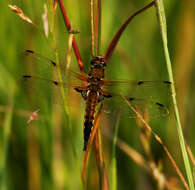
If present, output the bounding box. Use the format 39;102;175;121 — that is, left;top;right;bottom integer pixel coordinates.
155;1;195;189
110;111;121;190
0;97;14;190
122;95;189;190
104;1;155;63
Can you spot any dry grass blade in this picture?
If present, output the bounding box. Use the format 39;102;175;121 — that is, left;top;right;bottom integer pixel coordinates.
8;4;36;26
186;144;195;167
65;33;73;71
42;4;49;38
93;128;109;190
82;104;103;185
116;137;150;171
121;95;189;190
104;130;183;189
53;0;58;12
94;128;103;167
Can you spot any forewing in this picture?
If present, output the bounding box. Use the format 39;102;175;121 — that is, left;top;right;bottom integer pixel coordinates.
21;74;85;110
103;79;171;100
23;49;88;82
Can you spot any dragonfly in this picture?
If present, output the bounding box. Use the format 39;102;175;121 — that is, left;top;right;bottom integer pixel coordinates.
22;49;171;151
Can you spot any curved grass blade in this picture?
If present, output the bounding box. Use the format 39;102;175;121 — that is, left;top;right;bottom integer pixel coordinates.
122;95;189;190
104;1;155;63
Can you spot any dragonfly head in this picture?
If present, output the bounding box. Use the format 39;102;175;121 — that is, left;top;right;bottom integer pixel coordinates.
90;56;106;69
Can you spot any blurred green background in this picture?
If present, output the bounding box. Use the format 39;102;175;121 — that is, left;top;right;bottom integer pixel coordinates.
0;0;195;189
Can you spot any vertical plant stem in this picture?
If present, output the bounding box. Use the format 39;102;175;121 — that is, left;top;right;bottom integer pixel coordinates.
0;108;13;190
155;0;194;189
51;6;83;187
96;0;102;55
0;92;14;190
90;0;95;56
110;112;121;190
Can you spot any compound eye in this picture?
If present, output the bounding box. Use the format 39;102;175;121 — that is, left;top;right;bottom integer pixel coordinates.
91;56;98;65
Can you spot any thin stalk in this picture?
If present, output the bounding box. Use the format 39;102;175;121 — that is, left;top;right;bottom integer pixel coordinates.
155;0;194;189
96;0;102;55
0;97;14;190
90;0;95;56
110;111;121;190
51;8;83;188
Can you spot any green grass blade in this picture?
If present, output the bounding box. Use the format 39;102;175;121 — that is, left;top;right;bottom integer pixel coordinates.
0;97;14;190
110;112;121;190
155;0;195;189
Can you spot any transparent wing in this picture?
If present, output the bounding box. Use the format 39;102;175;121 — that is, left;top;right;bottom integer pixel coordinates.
21;74;170;120
24;49;88;81
22;50;171;118
103;79;171;100
103;95;169;119
21;74;85;111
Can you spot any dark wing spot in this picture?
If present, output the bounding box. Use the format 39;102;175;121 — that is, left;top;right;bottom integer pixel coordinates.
25;49;34;54
104;94;112;98
156;102;165;107
163;81;171;84
51;61;56;67
138;81;144;85
52;81;59;86
23;75;32;78
128;97;135;101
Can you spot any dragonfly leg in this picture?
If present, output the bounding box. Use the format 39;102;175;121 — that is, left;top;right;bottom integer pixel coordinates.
74;86;88;100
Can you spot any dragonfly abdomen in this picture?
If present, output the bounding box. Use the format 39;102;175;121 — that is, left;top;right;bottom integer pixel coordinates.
83;91;98;151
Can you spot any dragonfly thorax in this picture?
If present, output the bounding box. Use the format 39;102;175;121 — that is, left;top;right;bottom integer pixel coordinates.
88;56;106;81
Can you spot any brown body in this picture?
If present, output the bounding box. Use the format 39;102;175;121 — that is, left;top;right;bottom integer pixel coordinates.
75;56;111;150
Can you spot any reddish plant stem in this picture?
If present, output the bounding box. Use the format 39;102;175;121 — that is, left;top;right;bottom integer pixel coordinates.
58;0;84;74
104;1;155;63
